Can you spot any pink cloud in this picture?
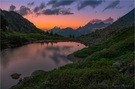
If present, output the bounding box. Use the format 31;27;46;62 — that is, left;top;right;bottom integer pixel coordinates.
89;17;114;24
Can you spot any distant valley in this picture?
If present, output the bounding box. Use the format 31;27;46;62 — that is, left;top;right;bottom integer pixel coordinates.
49;21;110;37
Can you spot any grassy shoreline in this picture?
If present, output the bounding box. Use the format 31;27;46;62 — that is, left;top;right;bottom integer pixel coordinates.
0;32;77;50
0;32;88;50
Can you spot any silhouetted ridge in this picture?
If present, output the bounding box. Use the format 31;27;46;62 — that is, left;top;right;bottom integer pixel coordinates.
0;9;43;33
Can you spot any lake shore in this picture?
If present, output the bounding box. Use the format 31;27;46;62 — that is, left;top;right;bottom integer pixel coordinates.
2;41;86;89
1;38;87;50
67;53;83;62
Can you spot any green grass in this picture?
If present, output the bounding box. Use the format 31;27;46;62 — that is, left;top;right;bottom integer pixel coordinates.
74;26;134;58
1;32;65;49
10;26;134;89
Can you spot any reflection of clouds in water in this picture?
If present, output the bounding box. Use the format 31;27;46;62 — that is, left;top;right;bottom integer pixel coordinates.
46;46;73;55
62;46;73;50
49;52;67;65
1;42;85;68
34;49;46;60
46;46;60;52
35;45;73;65
46;46;73;52
41;51;46;58
1;48;18;68
61;46;73;52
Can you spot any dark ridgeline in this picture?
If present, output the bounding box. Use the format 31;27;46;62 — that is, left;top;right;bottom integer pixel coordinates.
0;9;64;49
78;8;135;46
76;22;110;35
0;9;44;33
50;27;80;37
50;21;110;37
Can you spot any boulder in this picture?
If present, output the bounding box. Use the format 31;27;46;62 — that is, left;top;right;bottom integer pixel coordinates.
11;73;21;79
112;62;122;67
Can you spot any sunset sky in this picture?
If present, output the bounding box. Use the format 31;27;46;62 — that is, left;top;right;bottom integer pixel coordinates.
1;0;134;30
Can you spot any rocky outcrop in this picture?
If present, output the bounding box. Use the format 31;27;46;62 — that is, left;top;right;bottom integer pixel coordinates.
112;62;123;67
11;73;21;79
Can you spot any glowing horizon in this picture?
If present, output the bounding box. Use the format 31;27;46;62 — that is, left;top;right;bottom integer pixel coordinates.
1;0;134;30
23;14;90;30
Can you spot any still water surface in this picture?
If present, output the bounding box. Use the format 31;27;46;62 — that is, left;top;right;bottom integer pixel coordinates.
0;42;86;89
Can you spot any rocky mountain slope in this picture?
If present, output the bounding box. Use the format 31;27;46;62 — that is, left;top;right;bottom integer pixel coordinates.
78;8;135;46
50;22;110;37
50;27;80;37
77;22;110;35
0;9;43;33
0;9;64;49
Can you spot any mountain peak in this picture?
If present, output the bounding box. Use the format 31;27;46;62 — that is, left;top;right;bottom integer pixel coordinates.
64;27;73;30
78;8;134;46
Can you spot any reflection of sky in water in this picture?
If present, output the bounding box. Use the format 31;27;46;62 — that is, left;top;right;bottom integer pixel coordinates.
0;42;86;89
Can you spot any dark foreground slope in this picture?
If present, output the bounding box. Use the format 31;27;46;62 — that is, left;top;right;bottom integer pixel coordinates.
10;26;134;89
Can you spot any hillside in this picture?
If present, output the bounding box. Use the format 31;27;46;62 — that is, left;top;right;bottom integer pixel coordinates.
77;22;110;35
50;27;80;37
0;9;64;49
0;9;43;33
78;8;135;46
10;9;134;89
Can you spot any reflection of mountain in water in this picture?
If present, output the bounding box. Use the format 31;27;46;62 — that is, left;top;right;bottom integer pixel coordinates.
0;42;81;68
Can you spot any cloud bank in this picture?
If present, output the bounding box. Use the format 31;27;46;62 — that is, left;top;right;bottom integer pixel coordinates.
42;8;73;15
78;0;104;10
17;6;31;16
89;17;114;24
103;0;120;11
47;0;75;8
8;0;124;16
9;4;16;11
33;2;46;13
27;2;34;6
